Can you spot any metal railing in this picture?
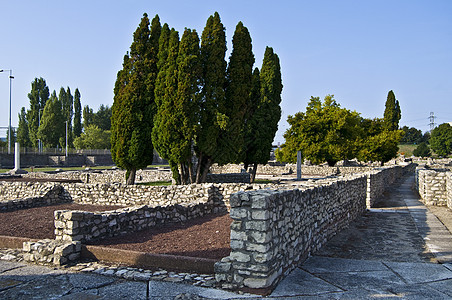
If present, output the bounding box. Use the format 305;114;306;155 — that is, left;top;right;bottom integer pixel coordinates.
0;147;111;155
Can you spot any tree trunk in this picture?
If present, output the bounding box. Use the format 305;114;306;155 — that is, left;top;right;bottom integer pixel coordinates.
187;160;194;184
250;163;258;183
195;152;203;183
126;168;136;185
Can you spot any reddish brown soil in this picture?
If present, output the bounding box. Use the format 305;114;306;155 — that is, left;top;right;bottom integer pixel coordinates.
0;203;124;239
0;202;232;260
89;214;232;260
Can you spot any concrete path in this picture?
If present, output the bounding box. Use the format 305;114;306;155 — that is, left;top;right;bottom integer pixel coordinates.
1;173;452;299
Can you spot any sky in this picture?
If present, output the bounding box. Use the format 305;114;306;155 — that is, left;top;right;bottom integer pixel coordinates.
0;0;451;144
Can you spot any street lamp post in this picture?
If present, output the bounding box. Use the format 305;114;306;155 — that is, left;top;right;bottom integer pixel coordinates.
0;69;13;154
65;121;68;157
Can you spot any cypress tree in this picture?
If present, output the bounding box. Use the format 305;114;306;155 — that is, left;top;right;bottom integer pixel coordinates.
383;90;401;131
152;28;181;182
174;28;201;183
196;12;227;183
111;13;160;184
17;107;31;147
27;78;49;148
38;91;65;148
247;47;282;180
73;88;82;138
224;21;255;163
243;67;260;173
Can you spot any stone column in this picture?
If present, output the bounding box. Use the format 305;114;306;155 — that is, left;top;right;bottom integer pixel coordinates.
14;142;20;171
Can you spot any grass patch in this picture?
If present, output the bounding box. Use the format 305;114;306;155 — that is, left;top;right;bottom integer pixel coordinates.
137;181;172;186
398;144;417;157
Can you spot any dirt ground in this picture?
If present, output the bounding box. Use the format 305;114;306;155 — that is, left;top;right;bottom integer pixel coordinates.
0;203;232;260
0;203;125;240
89;213;232;260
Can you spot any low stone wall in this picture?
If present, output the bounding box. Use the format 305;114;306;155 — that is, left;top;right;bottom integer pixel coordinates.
215;175;367;290
416;167;451;207
54;201;226;243
366;165;412;207
0;183;68;211
23;239;81;266
206;173;250;183
23;169;173;184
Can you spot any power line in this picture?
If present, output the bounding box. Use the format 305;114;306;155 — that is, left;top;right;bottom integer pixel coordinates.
429;112;436;132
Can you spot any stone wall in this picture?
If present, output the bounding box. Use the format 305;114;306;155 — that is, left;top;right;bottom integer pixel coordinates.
23;169;173;184
366;165;409;207
416;167;450;207
0;182;69;211
215;175;367;290
206;173;250;183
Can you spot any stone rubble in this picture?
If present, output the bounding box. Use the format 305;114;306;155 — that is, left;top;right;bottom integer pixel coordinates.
0;248;219;288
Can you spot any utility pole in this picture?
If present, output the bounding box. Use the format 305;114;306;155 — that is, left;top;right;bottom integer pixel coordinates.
429;112;436;132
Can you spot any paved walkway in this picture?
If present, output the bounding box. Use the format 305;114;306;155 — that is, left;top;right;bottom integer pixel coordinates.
1;173;452;299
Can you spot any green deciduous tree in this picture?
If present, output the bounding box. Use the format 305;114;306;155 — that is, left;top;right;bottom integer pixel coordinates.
430;123;452;157
223;21;255;164
276;95;360;166
73;88;82;138
400;126;423;144
17;107;31;147
73;124;111;150
413;142;431;157
27;78;49;148
59;87;74;148
276;96;404;165
383;90;401;131
93;104;112;131
111;13;160;184
38;91;65;148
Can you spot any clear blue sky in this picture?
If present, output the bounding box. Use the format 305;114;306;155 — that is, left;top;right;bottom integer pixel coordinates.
1;0;451;144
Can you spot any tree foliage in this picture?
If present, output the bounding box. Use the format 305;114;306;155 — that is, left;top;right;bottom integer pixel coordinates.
111;13;160;184
276;95;403;165
383;90;401;131
17;107;31;147
223;21;255;164
27;78;49;148
38;91;65;148
93;104;112;131
73;88;82;138
430;123;452;157
413;142;431;157
400;126;424;144
73;125;111;150
194;12;228;182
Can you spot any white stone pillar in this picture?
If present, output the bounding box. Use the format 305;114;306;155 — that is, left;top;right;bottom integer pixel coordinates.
14;142;20;171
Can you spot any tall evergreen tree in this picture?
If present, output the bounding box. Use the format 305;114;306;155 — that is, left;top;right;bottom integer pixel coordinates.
73;88;82;138
224;21;255;164
383;90;401;131
17;107;31;147
243;67;261;174
38;91;65;148
59;87;74;147
27;78;49;148
196;11;227;183
82;105;94;130
111;13;160;184
247;47;282;179
152;28;181;182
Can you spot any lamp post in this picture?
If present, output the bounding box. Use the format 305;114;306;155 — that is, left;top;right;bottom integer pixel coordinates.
65;120;68;157
0;69;13;154
38;108;43;153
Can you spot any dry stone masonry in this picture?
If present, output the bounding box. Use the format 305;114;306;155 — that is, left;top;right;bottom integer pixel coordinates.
23;239;81;266
416;166;452;208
